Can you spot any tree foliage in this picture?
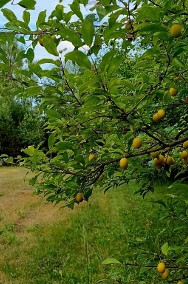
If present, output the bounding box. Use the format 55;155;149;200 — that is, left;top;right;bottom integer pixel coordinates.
0;40;46;158
0;95;45;158
0;0;187;204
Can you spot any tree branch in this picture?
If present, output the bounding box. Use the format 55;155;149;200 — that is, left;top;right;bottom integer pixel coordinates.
61;64;82;106
175;127;188;139
148;0;188;15
87;136;188;184
127;42;171;116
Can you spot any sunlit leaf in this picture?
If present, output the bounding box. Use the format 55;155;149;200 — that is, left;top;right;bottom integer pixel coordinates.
18;0;36;10
81;18;94;46
65;50;91;69
161;242;169;256
102;258;121;265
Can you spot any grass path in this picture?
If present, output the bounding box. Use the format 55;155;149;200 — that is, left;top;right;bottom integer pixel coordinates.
0;167;186;284
0;167;86;284
0;167;143;284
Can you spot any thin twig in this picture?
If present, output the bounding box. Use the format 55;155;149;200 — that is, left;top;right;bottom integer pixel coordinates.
61;64;82;106
148;0;188;15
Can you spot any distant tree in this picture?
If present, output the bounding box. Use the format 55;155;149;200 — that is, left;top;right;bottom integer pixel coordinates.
0;39;46;157
0;94;46;157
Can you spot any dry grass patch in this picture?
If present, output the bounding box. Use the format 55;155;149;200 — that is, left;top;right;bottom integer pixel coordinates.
0;167;86;284
0;167;170;284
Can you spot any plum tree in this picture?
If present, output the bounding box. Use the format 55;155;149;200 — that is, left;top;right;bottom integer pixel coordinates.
88;153;95;161
75;192;84;203
161;268;170;280
132;137;142;149
181;151;188;159
169;24;182;38
119;158;128;170
169;87;178;96
183;141;188;149
157;262;166;273
157;109;166;120
0;0;188;282
0;0;187;210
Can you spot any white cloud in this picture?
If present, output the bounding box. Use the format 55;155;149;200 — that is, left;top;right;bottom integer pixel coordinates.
58;41;74;55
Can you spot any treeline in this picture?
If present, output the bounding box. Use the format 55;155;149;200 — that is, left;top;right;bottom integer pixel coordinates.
0;97;46;157
0;40;47;159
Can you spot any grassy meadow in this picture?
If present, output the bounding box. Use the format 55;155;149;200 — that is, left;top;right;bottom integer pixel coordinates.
0;167;187;284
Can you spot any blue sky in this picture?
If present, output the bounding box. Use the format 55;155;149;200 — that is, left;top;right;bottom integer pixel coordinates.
0;0;96;60
0;1;68;60
0;0;72;24
0;0;97;31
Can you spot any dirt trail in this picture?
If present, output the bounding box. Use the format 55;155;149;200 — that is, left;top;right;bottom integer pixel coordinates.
0;167;84;229
0;167;85;284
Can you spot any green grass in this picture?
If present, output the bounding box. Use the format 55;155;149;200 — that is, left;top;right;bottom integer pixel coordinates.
0;168;187;284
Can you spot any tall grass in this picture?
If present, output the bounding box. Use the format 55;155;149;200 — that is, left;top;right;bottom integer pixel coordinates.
0;168;187;284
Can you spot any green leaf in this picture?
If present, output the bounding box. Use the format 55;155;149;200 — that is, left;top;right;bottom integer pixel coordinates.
22;10;30;25
22;146;35;156
108;54;122;76
37;58;61;67
70;1;83;21
101;0;111;5
15;50;27;62
95;5;108;21
81;18;94;46
36;10;46;27
29;176;38;186
84;187;92;201
6;156;14;163
168;181;188;190
102;258;121;265
25;86;41;96
161;242;169;256
4;19;30;32
84;95;101;107
56;142;73;151
2;8;17;22
59;28;83;47
18;0;36;10
0;0;11;9
163;0;172;11
65;50;91;69
63;11;73;24
48;133;56;149
62;152;69;163
79;0;89;4
51;4;64;20
99;50;116;72
43;35;58;56
46;109;61;119
0;154;8;158
163;91;171;103
66;181;78;189
151;200;167;208
0;47;8;64
104;29;125;43
173;58;184;67
109;9;124;28
139;23;167;33
26;48;34;62
137;6;161;21
173;47;185;57
17;36;25;44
